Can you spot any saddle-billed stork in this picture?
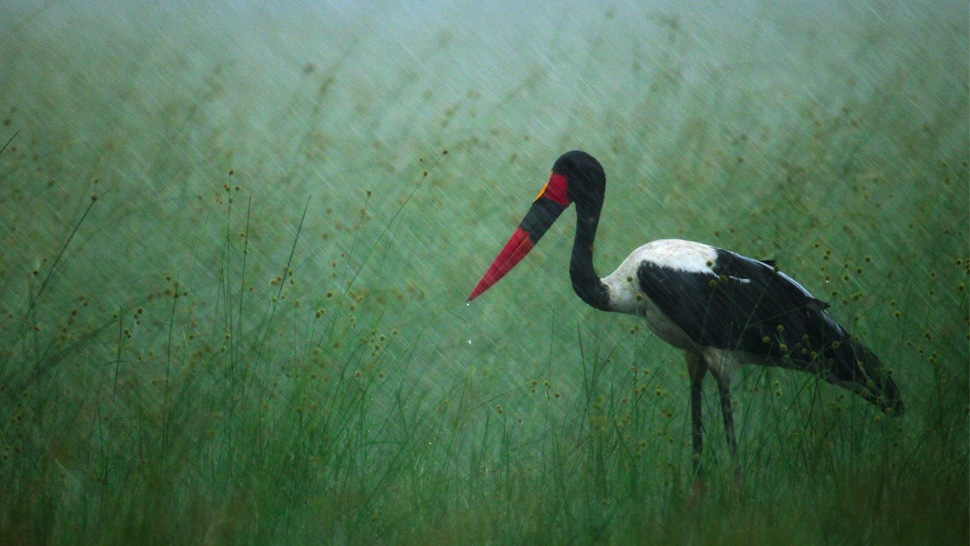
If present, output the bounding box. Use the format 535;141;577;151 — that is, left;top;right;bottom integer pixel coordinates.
468;150;903;480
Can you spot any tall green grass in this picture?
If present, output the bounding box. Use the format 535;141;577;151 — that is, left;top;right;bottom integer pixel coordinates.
1;1;967;544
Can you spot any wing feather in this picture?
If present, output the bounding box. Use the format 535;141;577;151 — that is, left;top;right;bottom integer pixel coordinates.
637;247;903;414
636;249;843;360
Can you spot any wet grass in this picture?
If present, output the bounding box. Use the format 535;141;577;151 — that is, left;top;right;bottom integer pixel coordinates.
0;2;967;544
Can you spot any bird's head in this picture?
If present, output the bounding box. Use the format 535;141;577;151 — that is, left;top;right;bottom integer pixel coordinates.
551;150;605;210
467;150;605;302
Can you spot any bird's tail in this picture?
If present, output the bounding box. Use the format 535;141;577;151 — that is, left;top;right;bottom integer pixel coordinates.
819;336;904;416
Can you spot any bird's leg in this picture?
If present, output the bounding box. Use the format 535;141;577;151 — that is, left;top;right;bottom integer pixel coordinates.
685;351;707;503
690;375;704;476
716;377;742;487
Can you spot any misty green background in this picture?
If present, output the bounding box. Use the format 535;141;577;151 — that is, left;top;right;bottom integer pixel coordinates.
1;1;967;544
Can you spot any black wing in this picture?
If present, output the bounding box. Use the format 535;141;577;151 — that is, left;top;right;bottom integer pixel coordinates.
637;249;843;361
637;248;903;415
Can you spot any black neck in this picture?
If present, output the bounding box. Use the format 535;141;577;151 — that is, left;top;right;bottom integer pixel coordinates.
569;200;611;311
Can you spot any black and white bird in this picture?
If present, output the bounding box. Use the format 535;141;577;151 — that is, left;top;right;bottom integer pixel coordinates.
468;150;904;480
